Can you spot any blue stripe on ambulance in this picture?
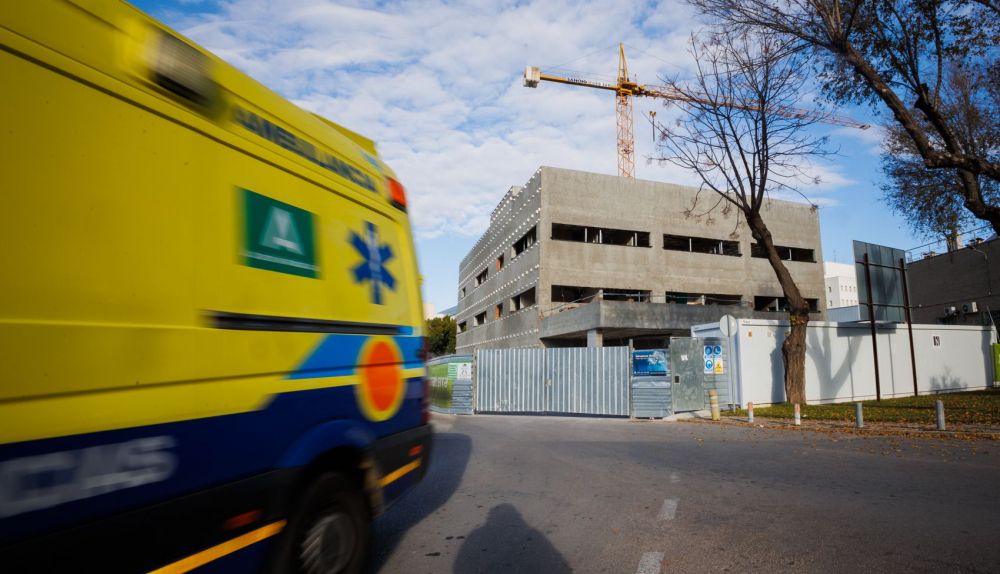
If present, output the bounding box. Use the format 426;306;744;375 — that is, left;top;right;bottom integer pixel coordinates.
0;333;424;545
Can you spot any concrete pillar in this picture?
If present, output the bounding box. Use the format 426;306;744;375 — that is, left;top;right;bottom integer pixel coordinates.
587;329;603;347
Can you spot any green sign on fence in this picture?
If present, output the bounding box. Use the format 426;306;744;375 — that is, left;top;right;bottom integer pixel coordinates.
429;363;453;409
994;344;1000;384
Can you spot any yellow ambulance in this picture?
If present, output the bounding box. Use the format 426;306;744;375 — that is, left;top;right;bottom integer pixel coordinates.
0;1;430;572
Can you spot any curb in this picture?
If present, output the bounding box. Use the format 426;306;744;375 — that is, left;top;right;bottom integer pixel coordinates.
663;410;712;422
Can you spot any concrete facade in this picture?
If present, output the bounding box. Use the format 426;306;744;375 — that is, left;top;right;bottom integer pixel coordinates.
908;237;1000;330
456;167;827;353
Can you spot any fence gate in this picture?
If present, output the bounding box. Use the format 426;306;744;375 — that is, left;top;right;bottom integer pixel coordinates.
476;347;630;416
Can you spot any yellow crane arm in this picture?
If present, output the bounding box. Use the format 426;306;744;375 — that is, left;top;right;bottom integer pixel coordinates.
638;84;871;130
523;46;869;179
523;66;618;92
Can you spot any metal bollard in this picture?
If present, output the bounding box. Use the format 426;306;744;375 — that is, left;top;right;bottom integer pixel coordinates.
793;403;801;426
936;400;946;431
855;402;864;429
747;401;754;424
709;390;720;421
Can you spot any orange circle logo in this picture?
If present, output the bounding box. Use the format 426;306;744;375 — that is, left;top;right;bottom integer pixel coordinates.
355;337;405;421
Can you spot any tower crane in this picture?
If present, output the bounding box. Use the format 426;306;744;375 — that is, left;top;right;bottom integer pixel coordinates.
524;44;871;179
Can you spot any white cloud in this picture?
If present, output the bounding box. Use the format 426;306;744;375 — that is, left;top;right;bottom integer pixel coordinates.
167;0;850;239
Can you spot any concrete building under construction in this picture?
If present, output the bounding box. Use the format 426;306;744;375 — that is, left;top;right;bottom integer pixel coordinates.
454;167;827;353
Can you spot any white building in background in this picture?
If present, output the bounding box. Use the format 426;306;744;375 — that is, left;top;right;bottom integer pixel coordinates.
824;262;859;309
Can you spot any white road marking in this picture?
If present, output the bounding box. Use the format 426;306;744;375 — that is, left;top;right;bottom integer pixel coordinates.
669;472;680;483
636;551;665;574
658;498;678;521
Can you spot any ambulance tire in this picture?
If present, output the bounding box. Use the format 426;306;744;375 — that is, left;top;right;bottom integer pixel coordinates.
278;472;371;574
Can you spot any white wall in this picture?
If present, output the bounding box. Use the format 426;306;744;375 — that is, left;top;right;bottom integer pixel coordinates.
693;319;995;406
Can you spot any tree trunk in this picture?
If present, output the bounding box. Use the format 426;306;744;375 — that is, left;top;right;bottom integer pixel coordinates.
781;310;809;405
748;212;810;404
957;169;1000;236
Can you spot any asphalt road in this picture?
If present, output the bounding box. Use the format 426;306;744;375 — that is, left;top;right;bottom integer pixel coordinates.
371;414;1000;573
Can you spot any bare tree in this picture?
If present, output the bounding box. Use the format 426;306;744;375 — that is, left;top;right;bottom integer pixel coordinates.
689;0;1000;234
654;32;830;404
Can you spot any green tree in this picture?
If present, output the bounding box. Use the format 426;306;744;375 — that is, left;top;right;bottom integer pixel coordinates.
425;316;456;357
881;64;1000;239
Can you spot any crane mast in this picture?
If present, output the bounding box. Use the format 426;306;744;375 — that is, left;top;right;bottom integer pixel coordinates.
524;44;870;179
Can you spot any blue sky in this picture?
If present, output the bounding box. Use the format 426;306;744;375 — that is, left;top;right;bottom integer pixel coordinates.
131;0;930;314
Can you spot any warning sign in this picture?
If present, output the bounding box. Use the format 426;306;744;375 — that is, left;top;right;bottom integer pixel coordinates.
714;359;724;374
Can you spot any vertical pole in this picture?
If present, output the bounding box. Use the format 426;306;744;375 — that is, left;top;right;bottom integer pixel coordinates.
747;401;754;424
628;338;635;420
935;400;946;431
793;403;801;426
709;389;720;421
900;258;919;397
855;402;864;428
728;332;737;412
863;253;882;401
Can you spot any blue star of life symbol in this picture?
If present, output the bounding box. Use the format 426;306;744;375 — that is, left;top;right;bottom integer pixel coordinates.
350;221;396;304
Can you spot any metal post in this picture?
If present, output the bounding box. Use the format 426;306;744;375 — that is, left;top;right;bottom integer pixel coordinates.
709;390;720;421
855;402;864;428
936;400;946;431
793;403;801;426
900;258;918;397
747;401;754;424
863;253;882;401
628;338;635;420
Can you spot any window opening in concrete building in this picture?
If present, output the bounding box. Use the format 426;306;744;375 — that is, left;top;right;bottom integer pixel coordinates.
666;292;742;306
475;268;488;286
513;226;537;256
707;293;744;306
457;321;467;333
751;243;816;262
494;303;503;319
663;234;740;256
496;254;504;271
552;223;650;247
754;296;819;312
474;311;487;326
603;288;651;302
551;285;602;304
511;287;536;311
666;291;700;304
460;286;466;299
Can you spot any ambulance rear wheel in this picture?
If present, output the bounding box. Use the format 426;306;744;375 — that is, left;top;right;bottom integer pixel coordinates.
281;472;370;574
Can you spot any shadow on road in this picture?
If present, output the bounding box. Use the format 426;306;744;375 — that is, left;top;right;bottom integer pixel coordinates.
369;430;472;572
453;504;571;574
